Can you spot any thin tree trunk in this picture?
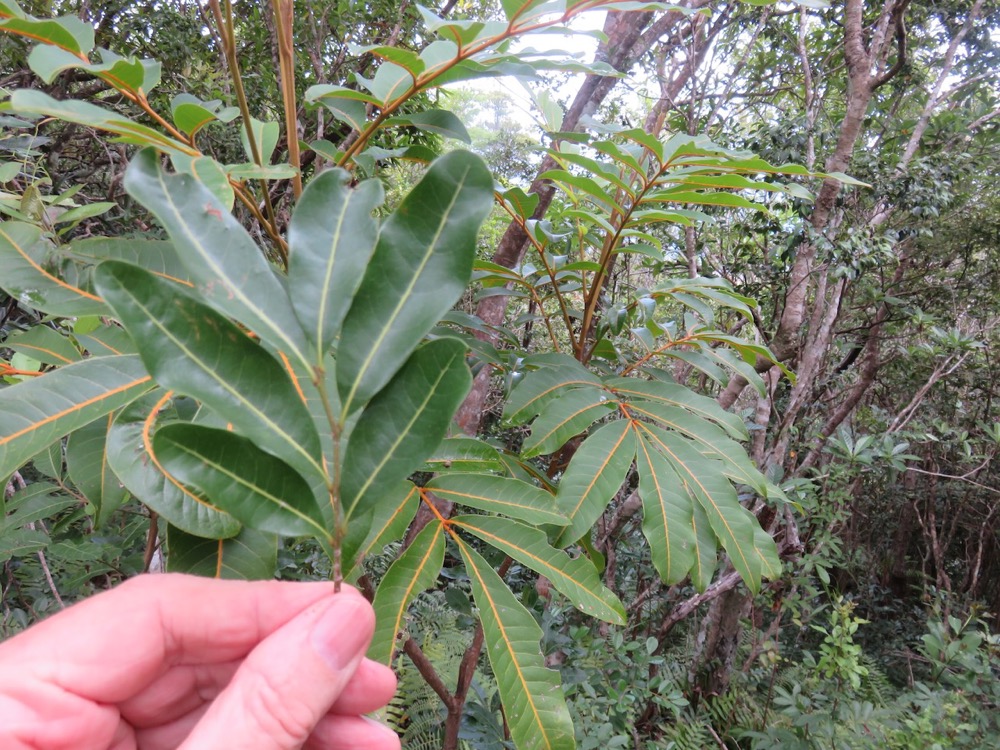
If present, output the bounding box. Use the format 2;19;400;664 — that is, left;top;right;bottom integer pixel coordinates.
689;0;914;696
455;0;713;436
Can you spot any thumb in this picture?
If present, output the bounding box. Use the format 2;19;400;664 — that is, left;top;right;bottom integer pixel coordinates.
180;592;375;750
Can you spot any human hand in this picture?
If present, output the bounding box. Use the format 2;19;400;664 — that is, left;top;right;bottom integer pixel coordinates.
0;574;400;750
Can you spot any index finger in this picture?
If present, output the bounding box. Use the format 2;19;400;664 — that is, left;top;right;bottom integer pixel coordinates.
0;574;361;704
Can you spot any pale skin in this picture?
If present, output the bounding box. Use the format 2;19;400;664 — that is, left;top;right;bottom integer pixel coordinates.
0;574;401;750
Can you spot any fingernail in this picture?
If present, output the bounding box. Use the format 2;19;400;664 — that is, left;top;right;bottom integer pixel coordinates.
310;596;374;671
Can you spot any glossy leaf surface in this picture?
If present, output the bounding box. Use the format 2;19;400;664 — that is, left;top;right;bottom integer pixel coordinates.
608;376;747;440
422;436;504;472
425;474;566;526
287;169;383;362
637;422;761;591
336;150;493;412
10;90;190;154
122;149;311;368
166;525;277;579
522;388;616;458
3;326;81;366
66;414;129;528
343;481;418;577
0;221;108;316
504;355;602;425
341;338;471;520
635;433;696;584
107;395;241;539
95;261;324;482
554;419;635;548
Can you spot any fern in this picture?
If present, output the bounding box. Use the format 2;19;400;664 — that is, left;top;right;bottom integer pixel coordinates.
858;655;894;707
387;592;469;748
659;717;715;750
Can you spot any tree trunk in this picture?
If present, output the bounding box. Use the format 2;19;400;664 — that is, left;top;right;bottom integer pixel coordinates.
690;586;752;697
688;0;913;696
454;1;713;435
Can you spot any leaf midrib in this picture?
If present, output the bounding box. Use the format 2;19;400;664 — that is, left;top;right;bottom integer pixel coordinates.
116;284;323;477
346;354;458;517
637;421;752;575
315;193;354;362
166;438;326;537
153;167;309;369
343;165;471;413
456;537;554;750
429;480;562;521
455;517;623;623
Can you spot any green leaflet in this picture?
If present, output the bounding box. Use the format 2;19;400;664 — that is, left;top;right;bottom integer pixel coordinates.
336;150;494;413
369;520;445;665
456;537;576;750
307;87;370;132
107;394;241;540
0;3;94;54
636;422;761;591
690;487;718;591
10;91;190;155
537;169;618;208
607;376;748;440
356;61;412;106
3;326;81;366
504;354;602;425
171;155;235;211
341;338;471;521
554;419;635;548
754;523;782;580
170;94;240;137
287;169;384;363
424;474;567;526
66;237;193;289
388;110;471;143
635;433;697;585
29;45;159;93
239;117;279;165
154;424;327;539
166;524;277;580
343;481;418;577
29;443;62;481
453;514;625;625
697;444;771;498
0;529;49;564
422;436;504;472
122;149;311;369
94;261;324;483
0;221;108;317
522;387;617;458
2;482;77;533
0;354;153;479
65;413;129;528
76;324;137;357
625;400;766;495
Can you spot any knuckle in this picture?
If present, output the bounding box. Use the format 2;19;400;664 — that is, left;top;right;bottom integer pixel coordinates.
240;668;317;746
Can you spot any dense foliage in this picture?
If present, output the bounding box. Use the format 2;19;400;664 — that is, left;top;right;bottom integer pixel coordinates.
2;0;999;747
